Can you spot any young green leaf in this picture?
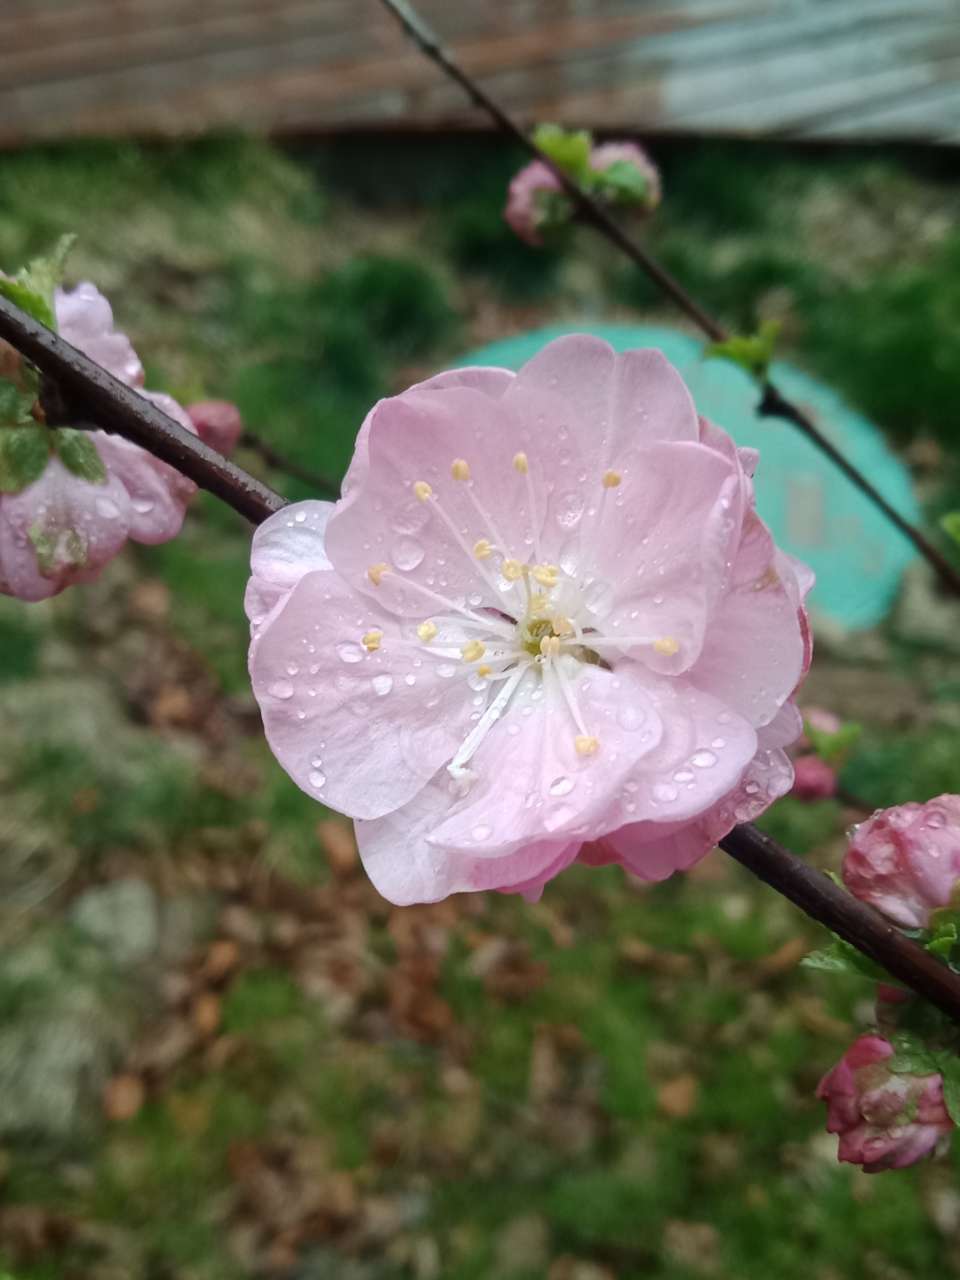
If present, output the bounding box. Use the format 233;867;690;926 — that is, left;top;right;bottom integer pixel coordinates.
800;938;888;981
593;159;652;204
54;429;107;484
0;427;51;493
0;233;76;331
531;123;593;183
941;512;960;546
705;320;781;385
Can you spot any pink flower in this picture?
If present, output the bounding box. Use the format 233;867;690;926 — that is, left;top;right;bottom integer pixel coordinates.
187;400;243;457
817;1034;953;1172
590;141;661;211
791;753;838;800
0;283;196;601
843;795;960;929
504;161;565;245
247;335;812;905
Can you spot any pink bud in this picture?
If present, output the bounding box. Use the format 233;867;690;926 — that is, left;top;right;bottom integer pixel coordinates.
187;400;243;457
843;795;960;928
791;753;837;800
504;161;565;245
817;1035;952;1173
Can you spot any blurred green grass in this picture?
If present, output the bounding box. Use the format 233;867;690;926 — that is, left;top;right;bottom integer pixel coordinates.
1;135;960;1280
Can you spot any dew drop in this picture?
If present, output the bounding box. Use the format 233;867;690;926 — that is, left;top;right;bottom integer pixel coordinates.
555;490;585;529
308;770;326;789
268;680;294;700
673;769;695;784
372;674;393;697
392;536;425;571
617;705;647;732
472;823;492;841
285;663;299;677
294;510;307;523
652;782;678;803
95;497;120;519
437;663;457;679
711;737;726;749
336;642;363;664
131;498;155;515
548;776;575;797
692;750;717;768
404;673;416;686
311;756;323;768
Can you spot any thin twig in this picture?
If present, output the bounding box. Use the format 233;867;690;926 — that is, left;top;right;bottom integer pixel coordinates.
721;824;960;1024
378;0;960;600
239;429;340;500
2;296;959;1023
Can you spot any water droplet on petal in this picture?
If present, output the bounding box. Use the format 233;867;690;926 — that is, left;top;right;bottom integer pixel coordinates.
336;642;363;664
437;663;456;679
404;673;416;686
617;705;646;732
95;497;120;519
372;674;393;697
309;770;326;789
652;783;678;803
472;823;492;841
392;536;425;571
692;750;717;768
548;776;575;797
132;498;155;515
268;680;294;700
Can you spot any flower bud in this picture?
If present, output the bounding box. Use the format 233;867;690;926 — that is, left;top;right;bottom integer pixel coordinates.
791;753;837;800
817;1034;952;1172
187;400;243;457
843;795;960;928
504;161;566;245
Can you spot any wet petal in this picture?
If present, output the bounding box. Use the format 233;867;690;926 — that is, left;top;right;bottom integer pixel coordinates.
249;567;480;821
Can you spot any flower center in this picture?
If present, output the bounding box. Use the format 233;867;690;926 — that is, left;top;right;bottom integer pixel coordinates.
363;452;679;783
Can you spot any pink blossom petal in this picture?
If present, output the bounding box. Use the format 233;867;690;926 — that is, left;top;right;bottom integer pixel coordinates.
689;509;805;727
425;661;664;855
248;567;481;821
55;282;144;386
246;499;335;626
355;776;579;905
0;457;130;601
342;367;514;500
326;384;553;616
505;335;699;467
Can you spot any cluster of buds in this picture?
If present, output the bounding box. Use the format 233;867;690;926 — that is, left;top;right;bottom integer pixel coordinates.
505;125;661;245
0;245;242;601
816;796;960;1171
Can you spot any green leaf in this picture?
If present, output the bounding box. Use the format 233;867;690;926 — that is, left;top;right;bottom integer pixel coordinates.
800;938;888;981
54;428;107;484
705;320;781;385
0;234;76;330
531;123;593;182
0;376;34;427
935;1053;960;1124
889;1028;940;1075
941;512;960;546
0;426;51;493
594;158;652;205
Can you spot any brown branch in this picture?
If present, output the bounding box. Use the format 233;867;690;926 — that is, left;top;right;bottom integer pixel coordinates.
721;824;960;1024
0;296;286;526
378;0;960;601
3;288;960;1024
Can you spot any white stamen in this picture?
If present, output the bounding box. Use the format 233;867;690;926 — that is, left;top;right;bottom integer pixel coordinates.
448;665;528;779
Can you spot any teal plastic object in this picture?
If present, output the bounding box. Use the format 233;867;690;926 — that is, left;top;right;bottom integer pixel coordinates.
455;323;919;631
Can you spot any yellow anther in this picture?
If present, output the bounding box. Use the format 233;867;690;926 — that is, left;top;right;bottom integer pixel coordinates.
552;615;574;637
529;592;549;612
531;563;559;587
461;639;485;662
575;735;600;757
502;559;524;581
477;664;492;678
512;451;529;474
451;458;470;481
367;562;390;586
602;469;622;489
362;629;383;653
539;635;561;658
413;480;433;502
417;620;438;643
473;538;493;560
653;636;680;656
